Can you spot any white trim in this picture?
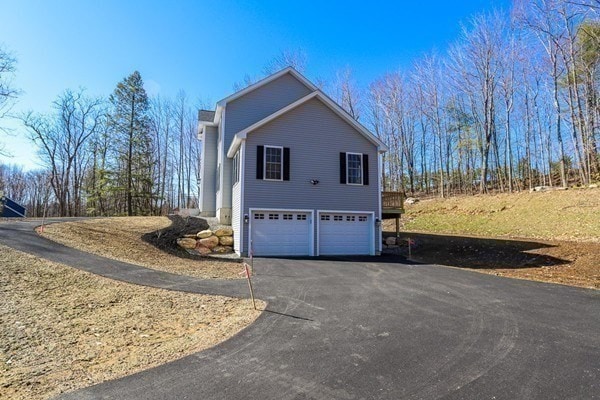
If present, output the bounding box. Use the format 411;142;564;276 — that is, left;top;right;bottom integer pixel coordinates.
263;145;284;181
346;152;364;185
217;67;318;107
227;90;388;158
316;210;375;256
232;151;240;185
238;141;246;256
249;208;315;256
378;153;383;253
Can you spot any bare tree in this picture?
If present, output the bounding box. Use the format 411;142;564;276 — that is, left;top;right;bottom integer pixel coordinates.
23;89;104;216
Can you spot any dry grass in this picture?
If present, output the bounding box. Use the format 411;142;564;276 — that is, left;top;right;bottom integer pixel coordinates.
42;217;242;279
393;188;600;242
385;188;600;289
0;244;263;400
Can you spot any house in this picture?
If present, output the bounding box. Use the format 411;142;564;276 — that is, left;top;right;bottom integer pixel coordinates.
197;67;390;257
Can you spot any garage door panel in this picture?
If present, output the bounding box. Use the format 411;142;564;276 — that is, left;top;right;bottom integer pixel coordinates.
251;211;311;256
319;213;371;255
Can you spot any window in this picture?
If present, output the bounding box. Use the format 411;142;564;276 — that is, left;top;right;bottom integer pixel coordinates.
216;164;221;192
346;215;356;222
359;216;367;222
264;146;283;180
283;214;293;220
334;215;343;221
268;213;279;220
232;152;240;184
347;153;362;185
254;213;265;220
297;214;307;221
320;215;330;221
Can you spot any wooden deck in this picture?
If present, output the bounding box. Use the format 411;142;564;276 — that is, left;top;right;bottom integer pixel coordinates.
381;192;404;236
382;192;404;216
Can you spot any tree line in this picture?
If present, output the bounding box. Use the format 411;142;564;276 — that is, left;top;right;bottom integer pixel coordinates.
363;0;599;195
1;71;201;217
1;0;599;218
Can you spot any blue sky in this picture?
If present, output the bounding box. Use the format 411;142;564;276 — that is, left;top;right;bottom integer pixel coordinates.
0;0;511;170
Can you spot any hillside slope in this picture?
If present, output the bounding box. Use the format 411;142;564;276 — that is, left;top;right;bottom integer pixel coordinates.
383;188;599;289
397;188;599;242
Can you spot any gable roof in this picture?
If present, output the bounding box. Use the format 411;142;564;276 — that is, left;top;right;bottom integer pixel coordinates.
198;67;319;127
227;90;388;158
217;67;318;107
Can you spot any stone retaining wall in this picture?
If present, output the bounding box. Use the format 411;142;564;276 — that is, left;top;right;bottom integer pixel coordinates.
176;227;234;255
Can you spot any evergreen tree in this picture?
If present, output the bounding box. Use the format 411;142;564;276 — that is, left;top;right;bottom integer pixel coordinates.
109;71;152;216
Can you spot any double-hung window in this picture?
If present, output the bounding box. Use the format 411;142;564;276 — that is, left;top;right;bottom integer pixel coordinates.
264;146;283;181
340;152;369;186
346;153;363;185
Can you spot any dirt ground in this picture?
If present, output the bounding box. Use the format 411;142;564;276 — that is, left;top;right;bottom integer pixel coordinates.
384;232;599;289
42;216;242;279
0;244;263;400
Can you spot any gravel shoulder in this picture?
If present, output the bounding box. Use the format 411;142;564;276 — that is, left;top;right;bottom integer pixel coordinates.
41;217;241;279
0;244;263;400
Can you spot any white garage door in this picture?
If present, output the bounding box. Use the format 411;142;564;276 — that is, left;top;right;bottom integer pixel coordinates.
251;211;311;256
319;213;372;255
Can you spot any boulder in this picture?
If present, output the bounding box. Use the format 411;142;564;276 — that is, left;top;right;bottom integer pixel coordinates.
219;236;234;246
589;183;598;189
177;238;197;249
213;245;233;253
533;186;550;192
197;229;213;239
214;227;233;237
183;234;198;239
199;235;219;249
195;244;213;256
385;236;397;246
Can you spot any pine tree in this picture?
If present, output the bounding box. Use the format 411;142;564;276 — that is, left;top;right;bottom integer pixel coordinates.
109;71;152;216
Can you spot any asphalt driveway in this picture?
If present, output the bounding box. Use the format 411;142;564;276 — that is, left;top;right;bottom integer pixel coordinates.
1;219;598;399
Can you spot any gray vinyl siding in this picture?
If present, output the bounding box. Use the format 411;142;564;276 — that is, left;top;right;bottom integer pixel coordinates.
224;73;312;149
199;126;218;215
241;98;379;254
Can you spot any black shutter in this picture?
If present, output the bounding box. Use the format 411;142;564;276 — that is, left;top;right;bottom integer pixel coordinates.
340;152;346;184
283;147;290;181
362;154;369;185
256;146;264;179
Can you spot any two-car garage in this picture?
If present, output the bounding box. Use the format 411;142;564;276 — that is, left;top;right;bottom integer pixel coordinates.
249;209;374;256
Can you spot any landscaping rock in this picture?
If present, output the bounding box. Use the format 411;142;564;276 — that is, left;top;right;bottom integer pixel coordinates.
199;236;219;249
182;234;198;239
589;183;598;188
405;197;419;204
214;227;233;237
176;238;197;249
385;236;397;246
213;245;234;253
195;244;212;256
219;236;234;246
197;229;213;239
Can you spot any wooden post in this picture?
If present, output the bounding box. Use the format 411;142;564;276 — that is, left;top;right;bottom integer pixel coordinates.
244;263;257;310
395;216;400;237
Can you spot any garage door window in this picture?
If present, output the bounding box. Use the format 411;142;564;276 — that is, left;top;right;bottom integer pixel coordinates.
268;213;279;220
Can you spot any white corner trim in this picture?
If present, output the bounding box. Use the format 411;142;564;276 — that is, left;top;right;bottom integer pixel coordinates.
239;142;246;255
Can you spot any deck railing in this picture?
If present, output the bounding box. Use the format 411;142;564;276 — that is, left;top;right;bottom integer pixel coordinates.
381;191;404;210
